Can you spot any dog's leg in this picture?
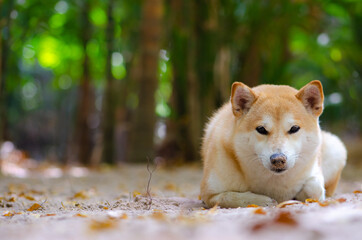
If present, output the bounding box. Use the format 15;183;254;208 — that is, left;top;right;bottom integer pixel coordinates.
295;176;325;201
206;191;277;208
321;131;347;197
325;169;342;197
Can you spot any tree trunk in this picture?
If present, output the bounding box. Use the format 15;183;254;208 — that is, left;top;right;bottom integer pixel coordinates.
214;46;231;102
237;36;261;88
101;0;116;165
159;0;196;162
129;0;163;163
0;0;14;143
75;1;93;165
195;0;219;139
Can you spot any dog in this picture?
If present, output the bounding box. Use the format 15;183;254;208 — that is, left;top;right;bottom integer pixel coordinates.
200;80;347;208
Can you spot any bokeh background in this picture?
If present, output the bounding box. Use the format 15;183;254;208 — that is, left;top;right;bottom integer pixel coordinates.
0;0;361;168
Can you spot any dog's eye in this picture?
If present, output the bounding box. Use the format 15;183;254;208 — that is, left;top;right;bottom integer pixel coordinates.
288;125;300;134
256;126;268;135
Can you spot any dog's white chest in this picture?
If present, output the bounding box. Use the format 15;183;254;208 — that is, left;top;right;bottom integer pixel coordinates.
245;166;305;202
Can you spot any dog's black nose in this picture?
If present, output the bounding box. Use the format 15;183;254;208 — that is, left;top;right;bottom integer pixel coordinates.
270;153;287;168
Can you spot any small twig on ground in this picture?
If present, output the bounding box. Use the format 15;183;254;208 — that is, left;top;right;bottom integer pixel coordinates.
145;157;157;210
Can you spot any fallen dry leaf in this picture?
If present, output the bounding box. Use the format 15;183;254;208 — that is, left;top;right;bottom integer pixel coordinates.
74;213;87;218
41;213;56;217
318;201;330;207
274;211;298;226
24;195;35;201
251;222;268;232
247;204;259;208
73;191;89;199
7;197;16;202
254;208;266;215
133;191;141;198
3;211;15;217
89;219;117;231
164;183;177;191
29;189;44;195
305;198;318;203
277;200;303;208
150;211;167;221
27;203;42;211
318;198;347;207
353;190;362;194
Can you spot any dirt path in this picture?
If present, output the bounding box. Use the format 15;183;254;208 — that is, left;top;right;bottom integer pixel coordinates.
1;164;362;240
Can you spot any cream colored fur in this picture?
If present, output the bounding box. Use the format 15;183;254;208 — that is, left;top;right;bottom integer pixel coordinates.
200;81;347;208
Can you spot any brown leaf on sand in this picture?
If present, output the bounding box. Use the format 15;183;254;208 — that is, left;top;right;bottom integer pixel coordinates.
337;198;346;203
151;211;167;221
305;198;318;203
29;189;44;195
252;211;297;232
73;191;89;199
164;183;177;191
3;211;15;217
133;191;141;198
89;219;117;231
251;222;268;232
277;200;303;208
318;198;347;207
274;211;298;226
74;213;87;218
7;197;16;202
253;208;266;215
41;213;56;217
27;203;42;211
247;204;259;208
318;201;330;207
24;195;36;201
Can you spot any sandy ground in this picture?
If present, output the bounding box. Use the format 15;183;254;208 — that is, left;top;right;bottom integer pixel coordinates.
1;163;362;240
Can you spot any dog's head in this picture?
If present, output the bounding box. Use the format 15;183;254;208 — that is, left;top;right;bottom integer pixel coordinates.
231;81;324;174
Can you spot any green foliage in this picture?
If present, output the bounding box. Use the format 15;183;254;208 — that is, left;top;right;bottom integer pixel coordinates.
1;0;361;160
156;51;172;118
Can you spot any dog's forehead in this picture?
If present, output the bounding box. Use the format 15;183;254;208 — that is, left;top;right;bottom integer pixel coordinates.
261;113;296;127
254;94;302;117
247;87;307;125
253;84;298;96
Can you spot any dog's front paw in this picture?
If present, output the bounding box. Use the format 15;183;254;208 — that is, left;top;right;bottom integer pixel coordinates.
251;194;278;207
295;177;325;202
206;191;277;208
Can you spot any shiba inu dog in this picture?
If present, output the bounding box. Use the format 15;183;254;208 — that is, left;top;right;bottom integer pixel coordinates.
200;80;347;208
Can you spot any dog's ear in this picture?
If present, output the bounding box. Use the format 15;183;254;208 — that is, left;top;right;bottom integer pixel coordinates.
231;82;257;117
296;80;324;117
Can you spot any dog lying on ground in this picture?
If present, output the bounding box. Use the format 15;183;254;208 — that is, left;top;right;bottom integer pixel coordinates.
200;80;347;208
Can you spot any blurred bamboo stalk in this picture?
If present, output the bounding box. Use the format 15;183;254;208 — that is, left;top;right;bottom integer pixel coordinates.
101;0;116;165
129;0;164;162
74;1;93;165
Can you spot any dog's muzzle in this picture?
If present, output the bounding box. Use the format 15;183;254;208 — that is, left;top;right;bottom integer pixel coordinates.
270;153;287;173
